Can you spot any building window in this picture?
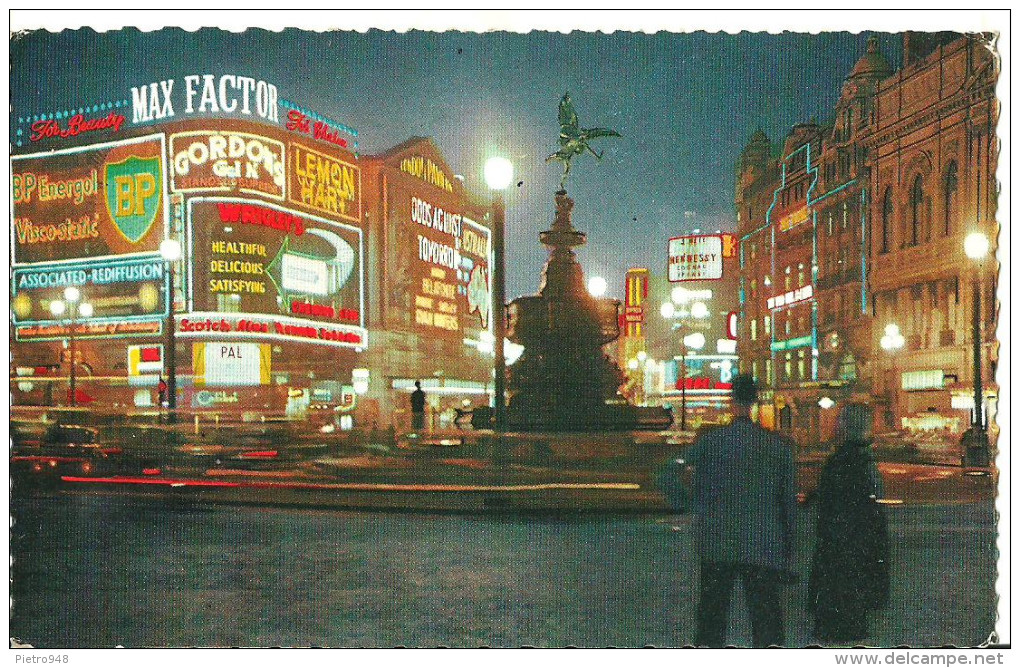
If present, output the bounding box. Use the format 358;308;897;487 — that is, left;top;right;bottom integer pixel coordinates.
766;358;773;385
764;315;771;336
785;353;793;381
751;318;758;341
881;187;893;253
943;161;958;237
752;360;759;382
842;201;849;229
909;174;925;246
797;350;806;380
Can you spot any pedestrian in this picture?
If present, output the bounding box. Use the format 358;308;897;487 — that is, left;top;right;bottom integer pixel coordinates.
410;380;426;434
687;373;797;648
808;402;890;644
157;375;168;408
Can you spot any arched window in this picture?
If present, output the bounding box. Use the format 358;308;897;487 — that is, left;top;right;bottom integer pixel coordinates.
881;187;893;253
909;175;924;246
943;162;958;236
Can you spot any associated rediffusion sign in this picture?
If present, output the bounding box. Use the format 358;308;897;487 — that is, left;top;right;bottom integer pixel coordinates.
12;256;169;326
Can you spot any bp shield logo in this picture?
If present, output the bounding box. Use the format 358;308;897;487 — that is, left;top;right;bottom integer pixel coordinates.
105;156;163;243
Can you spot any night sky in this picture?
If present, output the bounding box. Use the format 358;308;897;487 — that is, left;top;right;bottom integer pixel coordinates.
10;26;903;300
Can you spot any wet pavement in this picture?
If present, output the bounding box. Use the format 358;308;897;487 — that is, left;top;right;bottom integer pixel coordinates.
10;495;998;648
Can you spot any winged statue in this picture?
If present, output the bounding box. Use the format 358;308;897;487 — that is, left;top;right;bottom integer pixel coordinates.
546;93;621;189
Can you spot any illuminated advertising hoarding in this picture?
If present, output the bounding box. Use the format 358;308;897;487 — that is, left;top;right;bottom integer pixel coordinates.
170;130;286;200
186;197;366;348
11;134;168;265
288;142;361;223
668;234;724;282
386;182;491;340
193;342;271;387
12;256;169;326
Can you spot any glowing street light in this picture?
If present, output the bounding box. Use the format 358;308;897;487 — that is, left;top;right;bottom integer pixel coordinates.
161;238;183;422
50;291;93;406
587;275;608;297
963;231;991;466
690;301;709;319
660;302;676;319
880;323;905;351
485;156;513;430
964;232;990;260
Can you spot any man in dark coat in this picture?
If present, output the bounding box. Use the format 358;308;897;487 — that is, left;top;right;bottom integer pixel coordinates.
808;402;890;643
410;381;426;433
687;374;797;648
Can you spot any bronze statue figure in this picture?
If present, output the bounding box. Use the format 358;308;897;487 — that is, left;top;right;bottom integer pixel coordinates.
546;93;621;189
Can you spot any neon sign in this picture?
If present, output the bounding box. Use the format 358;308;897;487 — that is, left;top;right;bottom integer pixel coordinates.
767;284;813;310
286;110;350;149
187;197;365;342
771;335;813;352
16;320;161;342
289;143;361;222
130;76;280;124
11;135;168;265
177;313;367;350
171;131;286;200
400;155;455;192
668;234;724;282
779;207;810;232
12;256;169;327
30;111;126;142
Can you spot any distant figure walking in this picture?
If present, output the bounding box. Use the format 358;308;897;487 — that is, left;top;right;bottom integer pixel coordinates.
687;374;797;648
410;381;426;434
808;403;889;643
157;376;168;408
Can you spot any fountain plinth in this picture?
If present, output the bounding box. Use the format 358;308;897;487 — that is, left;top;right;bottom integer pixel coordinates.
505;190;673;431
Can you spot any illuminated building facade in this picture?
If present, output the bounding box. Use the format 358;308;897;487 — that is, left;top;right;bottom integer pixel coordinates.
736;34;999;446
10;80;495;431
360;138;494;427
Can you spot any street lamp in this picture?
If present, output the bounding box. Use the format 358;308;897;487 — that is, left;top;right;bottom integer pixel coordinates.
160;238;182;423
880;323;905;430
50;286;93;407
587;275;608;297
963;231;990;466
677;331;705;432
484;156;513;430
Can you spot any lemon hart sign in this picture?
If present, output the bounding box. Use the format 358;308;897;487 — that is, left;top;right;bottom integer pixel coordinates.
11;135;168;265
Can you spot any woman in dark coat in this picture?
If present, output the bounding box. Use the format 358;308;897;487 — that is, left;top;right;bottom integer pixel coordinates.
808;403;890;643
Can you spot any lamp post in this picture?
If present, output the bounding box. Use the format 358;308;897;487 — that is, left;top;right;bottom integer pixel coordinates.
880;323;905;430
681;332;706;432
50;286;93;407
484;157;513;430
160;238;182;424
963;231;990;466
